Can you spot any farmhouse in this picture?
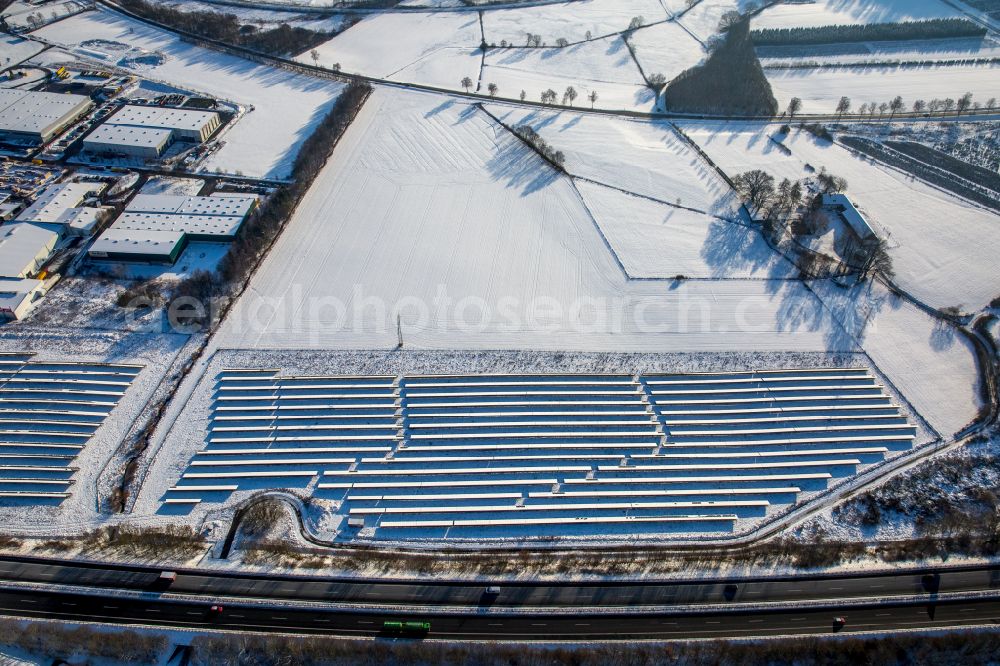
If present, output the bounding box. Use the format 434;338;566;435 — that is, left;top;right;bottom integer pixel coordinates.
82;105;221;159
0;89;94;144
822;193;877;243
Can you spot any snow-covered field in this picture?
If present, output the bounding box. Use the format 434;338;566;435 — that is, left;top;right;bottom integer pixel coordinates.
211;87;848;352
296;10;481;80
482;0;670;44
31;9;345;180
765;62;1000;112
489;104;734;214
758;36;1000;68
629;19;707;82
811;279;982;438
684;123;1000;311
676;0;751;43
0;33;45;67
576;180;795;279
752;0;963;30
482;37;649;111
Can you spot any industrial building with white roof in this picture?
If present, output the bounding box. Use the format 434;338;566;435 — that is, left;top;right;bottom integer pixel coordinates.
15;181;106;236
82;104;221;159
0;89;94;144
89;193;256;264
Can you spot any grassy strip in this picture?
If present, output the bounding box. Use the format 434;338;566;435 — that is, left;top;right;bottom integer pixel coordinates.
752;18;985;47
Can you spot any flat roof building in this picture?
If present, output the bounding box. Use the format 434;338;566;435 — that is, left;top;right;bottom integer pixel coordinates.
15;182;105;235
0;89;94;144
0;222;59;278
117;193;256;241
88;228;187;264
0;277;46;321
82;104;221;159
89;193;255;264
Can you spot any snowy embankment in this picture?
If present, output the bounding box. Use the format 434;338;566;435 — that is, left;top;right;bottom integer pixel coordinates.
30;8;345;180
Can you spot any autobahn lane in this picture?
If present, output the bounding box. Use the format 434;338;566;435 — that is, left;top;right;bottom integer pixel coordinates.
1;557;999;609
1;587;999;639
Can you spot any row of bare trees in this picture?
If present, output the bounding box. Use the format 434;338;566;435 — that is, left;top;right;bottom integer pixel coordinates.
458;78;599;107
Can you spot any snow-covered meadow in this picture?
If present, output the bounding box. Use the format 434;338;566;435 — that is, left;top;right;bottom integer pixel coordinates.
31;8;345;180
751;0;963;31
765;62;1000;112
212;87;847;353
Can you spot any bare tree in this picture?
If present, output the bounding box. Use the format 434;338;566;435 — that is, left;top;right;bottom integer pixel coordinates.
585;30;592;40
563;86;578;106
956;91;973;116
888;95;904;120
986;97;996;109
541;89;558;104
519;89;526;101
942;97;956;113
787;97;802;119
647;72;667;90
460;76;473;93
835;96;850;120
588;90;599;108
733;169;775;215
627;16;645;31
487;82;498;98
912;99;926;113
877;101;888;118
718;10;742;32
555;37;569;47
309;49;320;67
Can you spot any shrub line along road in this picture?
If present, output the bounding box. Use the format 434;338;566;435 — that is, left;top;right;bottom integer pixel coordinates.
1;556;1000;638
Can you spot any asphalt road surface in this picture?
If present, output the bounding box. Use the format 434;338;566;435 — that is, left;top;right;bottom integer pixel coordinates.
0;556;998;609
1;587;999;639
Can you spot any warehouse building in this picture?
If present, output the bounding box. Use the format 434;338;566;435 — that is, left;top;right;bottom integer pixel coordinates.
88;228;187;264
0;89;94;144
0;277;47;321
15;181;106;236
89;193;256;264
82;104;221;159
0;222;59;278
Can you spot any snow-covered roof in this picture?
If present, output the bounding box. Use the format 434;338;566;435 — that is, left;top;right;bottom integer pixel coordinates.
0;222;59;278
823;193;877;241
15;182;104;226
107;104;220;132
105;193;257;239
84;123;173;151
90;228;186;256
0;88;92;138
